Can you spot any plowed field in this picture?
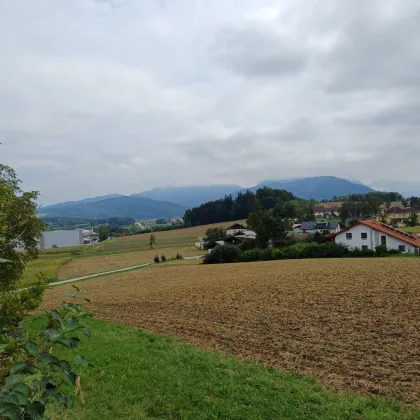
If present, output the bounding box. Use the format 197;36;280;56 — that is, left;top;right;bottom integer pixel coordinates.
42;258;420;406
57;246;204;280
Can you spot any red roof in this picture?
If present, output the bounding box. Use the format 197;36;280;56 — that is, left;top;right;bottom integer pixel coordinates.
338;220;420;247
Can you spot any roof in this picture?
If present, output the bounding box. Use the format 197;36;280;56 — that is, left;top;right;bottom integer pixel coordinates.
387;206;420;215
301;221;340;230
336;220;420;247
226;223;247;230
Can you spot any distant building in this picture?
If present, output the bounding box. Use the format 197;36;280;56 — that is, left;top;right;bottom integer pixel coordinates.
16;229;89;251
300;221;341;234
226;223;247;236
334;220;420;253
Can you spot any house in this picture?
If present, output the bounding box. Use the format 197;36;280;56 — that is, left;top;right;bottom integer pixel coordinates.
313;206;341;217
226;223;247;236
300;221;341;234
385;205;420;223
16;229;86;251
334;220;420;253
379;201;405;211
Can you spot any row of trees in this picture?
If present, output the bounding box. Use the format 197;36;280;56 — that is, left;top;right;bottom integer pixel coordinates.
184;188;316;227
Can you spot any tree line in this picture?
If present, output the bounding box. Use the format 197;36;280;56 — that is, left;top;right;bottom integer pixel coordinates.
184;187;316;227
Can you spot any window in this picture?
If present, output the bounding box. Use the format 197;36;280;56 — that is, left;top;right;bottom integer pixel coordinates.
346;233;352;240
399;245;406;252
362;245;369;250
381;236;387;245
361;233;368;240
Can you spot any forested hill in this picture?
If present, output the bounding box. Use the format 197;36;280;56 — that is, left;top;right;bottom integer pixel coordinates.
183;188;315;226
40;195;186;219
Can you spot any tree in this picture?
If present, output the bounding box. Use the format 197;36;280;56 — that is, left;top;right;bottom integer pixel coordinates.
204;227;226;244
247;203;288;248
149;234;156;249
408;212;418;227
0;165;45;291
97;225;110;242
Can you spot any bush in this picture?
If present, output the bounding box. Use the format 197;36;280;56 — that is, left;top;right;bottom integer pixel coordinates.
203;245;241;264
175;253;183;260
161;255;167;263
375;244;388;256
351;247;376;257
154;255;160;264
239;239;257;251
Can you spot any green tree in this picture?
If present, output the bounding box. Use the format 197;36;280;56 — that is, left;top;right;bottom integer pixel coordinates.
98;225;110;242
204;227;227;244
149;234;156;249
0;164;45;291
247;203;288;248
408;212;418;227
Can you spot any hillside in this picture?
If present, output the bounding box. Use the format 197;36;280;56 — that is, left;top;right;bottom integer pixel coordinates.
135;185;242;207
248;176;375;200
40;196;186;219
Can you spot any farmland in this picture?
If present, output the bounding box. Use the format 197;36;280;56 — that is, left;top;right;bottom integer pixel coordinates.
42;258;420;407
20;220;244;286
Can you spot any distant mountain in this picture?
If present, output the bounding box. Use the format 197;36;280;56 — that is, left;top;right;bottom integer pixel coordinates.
246;176;375;200
40;194;124;211
40;196;185;219
135;185;242;208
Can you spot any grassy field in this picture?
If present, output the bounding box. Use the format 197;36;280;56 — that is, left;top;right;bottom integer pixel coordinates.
400;226;420;234
44;318;418;420
20;221;244;286
57;245;204;280
42;258;420;407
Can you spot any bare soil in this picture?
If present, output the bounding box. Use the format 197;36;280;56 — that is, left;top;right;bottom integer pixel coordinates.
42;258;420;406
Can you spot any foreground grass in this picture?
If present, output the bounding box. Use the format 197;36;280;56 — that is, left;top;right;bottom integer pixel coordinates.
50;318;418;420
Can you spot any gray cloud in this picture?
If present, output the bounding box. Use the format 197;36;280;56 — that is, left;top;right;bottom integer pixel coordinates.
1;0;420;205
215;24;307;78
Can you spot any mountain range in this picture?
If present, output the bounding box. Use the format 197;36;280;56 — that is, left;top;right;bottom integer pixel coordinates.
39;176;377;219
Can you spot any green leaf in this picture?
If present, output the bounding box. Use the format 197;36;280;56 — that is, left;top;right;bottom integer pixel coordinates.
80;296;91;303
72;284;80;292
23;341;38;357
74;354;88;367
38;352;60;366
65;372;77;385
10;383;31;406
0;343;9;353
1;394;20;407
26;401;45;417
79;327;91;337
0;404;19;420
59;360;71;372
0;257;11;263
10;363;33;375
50;309;61;320
43;328;61;342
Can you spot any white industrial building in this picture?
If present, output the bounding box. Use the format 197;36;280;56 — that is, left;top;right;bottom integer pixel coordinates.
334;220;420;253
16;229;97;250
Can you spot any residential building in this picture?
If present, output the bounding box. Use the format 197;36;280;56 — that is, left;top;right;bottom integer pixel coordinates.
16;229;86;251
379;201;404;211
226;223;247;236
313;206;341;217
334;220;420;253
385;205;420;223
300;221;341;234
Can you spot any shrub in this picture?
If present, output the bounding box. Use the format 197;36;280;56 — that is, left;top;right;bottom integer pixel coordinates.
161;254;167;263
351;247;376;257
239;239;257;251
175;253;183;260
203;245;241;264
375;244;388;257
154;255;160;264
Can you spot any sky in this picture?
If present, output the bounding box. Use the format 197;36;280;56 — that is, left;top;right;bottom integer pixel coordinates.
1;0;420;205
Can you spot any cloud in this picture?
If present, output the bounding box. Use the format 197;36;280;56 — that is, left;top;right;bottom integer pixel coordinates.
1;0;420;205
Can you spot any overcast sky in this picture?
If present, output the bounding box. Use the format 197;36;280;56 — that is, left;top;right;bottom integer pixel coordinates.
1;0;420;204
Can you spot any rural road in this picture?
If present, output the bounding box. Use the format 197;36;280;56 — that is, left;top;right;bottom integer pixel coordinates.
48;263;152;287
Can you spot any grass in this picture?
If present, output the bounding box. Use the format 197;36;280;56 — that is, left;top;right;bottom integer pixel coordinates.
400;226;420;234
48;318;418;420
20;221;243;286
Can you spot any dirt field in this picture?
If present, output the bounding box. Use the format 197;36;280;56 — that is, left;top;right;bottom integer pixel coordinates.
57;246;204;280
42;258;420;406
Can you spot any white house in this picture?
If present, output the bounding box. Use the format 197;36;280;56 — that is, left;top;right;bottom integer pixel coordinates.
334;220;420;253
226;223;247;236
16;229;85;251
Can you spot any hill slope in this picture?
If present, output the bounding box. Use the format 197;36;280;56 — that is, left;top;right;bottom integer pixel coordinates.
40;196;186;219
248;176;375;200
135;185;242;207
